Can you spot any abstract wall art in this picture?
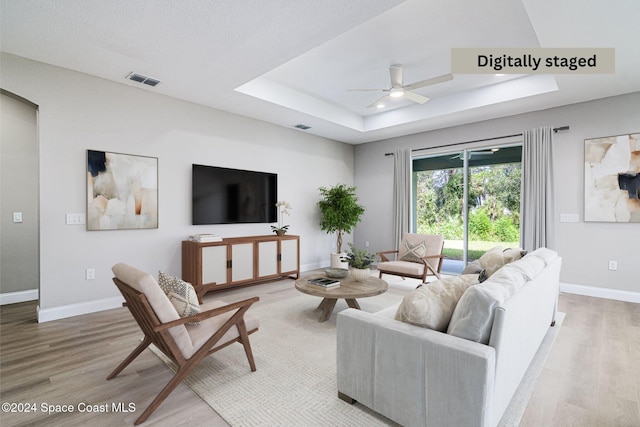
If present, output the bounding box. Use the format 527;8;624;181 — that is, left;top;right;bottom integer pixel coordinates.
584;133;640;222
87;150;158;230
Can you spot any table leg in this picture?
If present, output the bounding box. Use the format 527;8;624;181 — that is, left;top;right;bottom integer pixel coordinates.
317;298;337;322
345;299;360;310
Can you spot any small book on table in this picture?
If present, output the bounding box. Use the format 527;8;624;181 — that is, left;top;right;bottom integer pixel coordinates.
307;277;340;288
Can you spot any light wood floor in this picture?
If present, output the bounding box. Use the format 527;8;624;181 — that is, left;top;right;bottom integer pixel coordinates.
1;280;638;426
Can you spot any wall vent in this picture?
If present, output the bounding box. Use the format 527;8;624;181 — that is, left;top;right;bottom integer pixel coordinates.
294;124;311;130
126;72;160;87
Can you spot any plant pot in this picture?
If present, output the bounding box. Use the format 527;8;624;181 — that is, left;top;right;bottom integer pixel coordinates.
275;229;286;236
330;253;348;269
350;267;371;282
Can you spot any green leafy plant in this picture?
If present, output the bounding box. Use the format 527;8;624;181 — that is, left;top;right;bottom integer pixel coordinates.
318;184;365;253
340;243;379;269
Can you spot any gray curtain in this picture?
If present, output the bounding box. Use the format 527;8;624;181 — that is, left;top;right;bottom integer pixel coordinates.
393;149;411;249
520;127;554;251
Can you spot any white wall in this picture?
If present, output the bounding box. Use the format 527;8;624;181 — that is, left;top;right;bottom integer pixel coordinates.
0;93;39;299
1;53;354;320
354;92;640;298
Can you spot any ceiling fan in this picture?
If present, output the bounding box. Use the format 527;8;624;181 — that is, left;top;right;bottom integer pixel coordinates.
348;64;453;109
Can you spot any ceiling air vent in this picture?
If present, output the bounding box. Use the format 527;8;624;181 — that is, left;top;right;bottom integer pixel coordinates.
126;72;160;87
294;124;311;130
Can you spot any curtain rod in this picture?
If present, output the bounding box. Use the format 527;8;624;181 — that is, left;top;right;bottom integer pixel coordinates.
384;126;569;156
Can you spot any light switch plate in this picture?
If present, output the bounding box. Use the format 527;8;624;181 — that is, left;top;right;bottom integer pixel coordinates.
13;212;23;223
560;213;579;223
66;213;86;225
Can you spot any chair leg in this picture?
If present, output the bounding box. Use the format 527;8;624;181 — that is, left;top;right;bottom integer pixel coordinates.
107;337;151;380
134;362;195;426
237;320;256;372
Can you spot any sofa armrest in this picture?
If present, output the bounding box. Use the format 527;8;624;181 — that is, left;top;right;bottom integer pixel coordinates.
337;308;496;427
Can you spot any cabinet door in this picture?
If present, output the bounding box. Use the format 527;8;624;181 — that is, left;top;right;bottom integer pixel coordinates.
280;238;299;274
258;240;278;278
202;245;228;286
231;243;254;283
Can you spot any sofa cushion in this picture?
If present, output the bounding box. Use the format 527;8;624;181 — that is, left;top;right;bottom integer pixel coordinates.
395;274;479;331
158;271;201;320
528;247;559;265
505;255;545;281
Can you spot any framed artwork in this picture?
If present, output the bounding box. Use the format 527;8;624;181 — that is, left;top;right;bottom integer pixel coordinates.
584;133;640;222
87;150;158;230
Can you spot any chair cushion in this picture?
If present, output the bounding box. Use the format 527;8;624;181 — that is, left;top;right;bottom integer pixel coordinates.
395;274;479;331
112;263;194;359
187;300;260;358
378;260;425;276
158;271;201;321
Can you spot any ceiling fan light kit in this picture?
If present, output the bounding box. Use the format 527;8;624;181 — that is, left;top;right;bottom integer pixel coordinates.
349;64;453;109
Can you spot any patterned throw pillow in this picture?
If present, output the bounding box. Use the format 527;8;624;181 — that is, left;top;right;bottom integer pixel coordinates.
395;274;480;331
399;238;428;263
477;246;527;282
158;271;201;322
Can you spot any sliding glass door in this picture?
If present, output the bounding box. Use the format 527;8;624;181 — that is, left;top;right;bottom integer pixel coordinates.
413;146;522;274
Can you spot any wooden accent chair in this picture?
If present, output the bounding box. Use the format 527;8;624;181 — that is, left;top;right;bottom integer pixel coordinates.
108;263;259;425
377;233;445;282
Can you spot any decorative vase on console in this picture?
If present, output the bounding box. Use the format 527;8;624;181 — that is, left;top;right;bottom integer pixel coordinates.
341;243;379;282
271;200;291;236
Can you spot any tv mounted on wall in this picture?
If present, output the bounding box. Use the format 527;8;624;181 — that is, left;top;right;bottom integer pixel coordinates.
192;164;277;225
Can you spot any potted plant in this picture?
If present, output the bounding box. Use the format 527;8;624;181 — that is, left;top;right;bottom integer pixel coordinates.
318;184;365;268
271;200;291;236
341;243;379;281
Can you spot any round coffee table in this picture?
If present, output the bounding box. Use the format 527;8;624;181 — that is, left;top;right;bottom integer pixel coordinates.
295;274;388;322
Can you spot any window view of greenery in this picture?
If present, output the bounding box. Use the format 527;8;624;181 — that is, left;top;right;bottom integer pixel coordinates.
415;162;521;262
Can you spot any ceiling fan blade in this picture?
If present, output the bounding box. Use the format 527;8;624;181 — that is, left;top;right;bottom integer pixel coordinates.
403;91;429;104
403;73;453;91
367;95;390;109
389;64;403;88
346;88;387;92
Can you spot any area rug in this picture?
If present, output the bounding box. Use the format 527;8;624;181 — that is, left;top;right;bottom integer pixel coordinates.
150;290;564;426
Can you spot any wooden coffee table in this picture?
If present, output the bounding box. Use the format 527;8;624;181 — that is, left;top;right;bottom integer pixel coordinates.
295;274;388;322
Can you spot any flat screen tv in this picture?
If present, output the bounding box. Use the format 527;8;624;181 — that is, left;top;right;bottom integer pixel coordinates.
192;164;277;225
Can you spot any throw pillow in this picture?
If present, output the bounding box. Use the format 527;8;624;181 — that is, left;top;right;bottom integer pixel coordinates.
399;237;427;263
447;282;508;344
158;271;201;322
477;246;527;281
461;260;483;275
395;274;480;331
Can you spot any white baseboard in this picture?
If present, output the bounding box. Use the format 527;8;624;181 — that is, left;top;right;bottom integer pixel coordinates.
0;289;39;305
37;296;124;323
560;282;640;304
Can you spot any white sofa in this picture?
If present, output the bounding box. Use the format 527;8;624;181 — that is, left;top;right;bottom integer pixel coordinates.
337;248;561;427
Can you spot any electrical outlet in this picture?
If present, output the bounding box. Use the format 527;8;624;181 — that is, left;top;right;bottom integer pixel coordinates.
13;212;23;223
608;260;618;271
86;268;96;280
365;240;370;247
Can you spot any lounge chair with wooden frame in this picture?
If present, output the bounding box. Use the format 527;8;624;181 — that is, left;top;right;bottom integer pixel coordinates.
108;263;259;425
377;233;445;282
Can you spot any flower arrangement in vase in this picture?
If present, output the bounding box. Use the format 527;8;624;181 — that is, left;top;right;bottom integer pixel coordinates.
271;200;291;235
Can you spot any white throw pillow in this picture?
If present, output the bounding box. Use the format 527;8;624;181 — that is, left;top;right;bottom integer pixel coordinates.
447;282;508;344
158;271;201;321
395;274;479;331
